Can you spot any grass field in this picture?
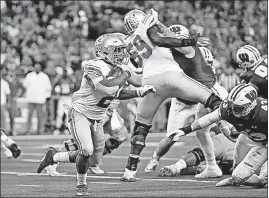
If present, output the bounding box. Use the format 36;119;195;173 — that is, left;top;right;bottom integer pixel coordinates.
1;134;267;197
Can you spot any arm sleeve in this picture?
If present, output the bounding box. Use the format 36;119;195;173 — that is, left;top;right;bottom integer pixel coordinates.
84;64;104;88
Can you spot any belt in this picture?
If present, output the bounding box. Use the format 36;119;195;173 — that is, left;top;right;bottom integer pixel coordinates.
68;107;102;125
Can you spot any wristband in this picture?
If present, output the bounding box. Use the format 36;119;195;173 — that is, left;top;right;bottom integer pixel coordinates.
181;38;197;47
181;125;192;134
124;70;131;79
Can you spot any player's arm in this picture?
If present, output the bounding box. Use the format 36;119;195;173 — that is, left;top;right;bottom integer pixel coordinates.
147;25;197;48
115;85;156;100
217;121;239;143
98;70;131;87
126;69;142;87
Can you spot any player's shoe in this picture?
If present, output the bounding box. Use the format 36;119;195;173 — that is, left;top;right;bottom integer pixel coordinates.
89;166;105;174
160;164;181;177
145;159;159;172
37;147;57;173
195;165;223;178
44;164;66;176
76;184;89;196
121;168;137;182
8;142;21;158
215;177;233;187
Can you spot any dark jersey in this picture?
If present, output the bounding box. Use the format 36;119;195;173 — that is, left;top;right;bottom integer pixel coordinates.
240;58;268;98
171;47;216;89
218;98;268;143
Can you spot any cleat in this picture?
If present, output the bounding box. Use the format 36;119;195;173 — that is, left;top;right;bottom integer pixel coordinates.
121;168;137;182
145;159;159;173
76;184;89;196
195;165;223;179
89;166;105;174
160;164;181;177
215;177;233;187
37;147;57;173
8;143;21;158
44;164;66;176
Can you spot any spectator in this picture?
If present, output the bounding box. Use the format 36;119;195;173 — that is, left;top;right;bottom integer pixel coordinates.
23;62;52;135
1;76;11;134
218;65;241;92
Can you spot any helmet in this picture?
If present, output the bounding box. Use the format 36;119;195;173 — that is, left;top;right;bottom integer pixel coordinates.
98;34;127;66
94;34;109;57
113;32;126;40
124;9;146;34
168;24;190;39
227;84;258;118
199;47;214;66
236;45;262;70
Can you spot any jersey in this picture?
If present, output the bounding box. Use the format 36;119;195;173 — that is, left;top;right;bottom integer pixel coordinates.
54;77;75;96
124;23;182;80
218;98;268;143
240;58;268;98
72;59;119;120
171;47;216;89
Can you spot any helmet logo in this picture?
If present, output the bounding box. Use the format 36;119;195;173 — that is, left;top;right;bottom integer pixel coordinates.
170;26;181;33
238;53;249;62
245;90;257;101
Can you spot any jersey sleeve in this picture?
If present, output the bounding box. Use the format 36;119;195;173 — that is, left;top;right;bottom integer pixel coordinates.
83;60;104;87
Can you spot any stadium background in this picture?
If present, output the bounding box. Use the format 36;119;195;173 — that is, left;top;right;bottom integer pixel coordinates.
1;0;268;135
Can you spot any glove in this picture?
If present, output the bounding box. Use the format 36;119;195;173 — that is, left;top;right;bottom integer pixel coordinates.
120;65;132;78
150;8;159;22
142;12;158;29
166;129;185;142
136;85;156;97
193;33;211;47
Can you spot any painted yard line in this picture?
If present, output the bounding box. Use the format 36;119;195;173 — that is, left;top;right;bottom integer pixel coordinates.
107;171;124;174
1;171;215;183
90;182;120;185
16;184;40;187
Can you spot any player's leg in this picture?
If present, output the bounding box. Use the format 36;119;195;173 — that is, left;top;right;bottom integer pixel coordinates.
168;71;221;110
25;103;34;134
55;96;64;133
145;99;197;172
122;75;166;181
36;103;44;134
1;128;21;158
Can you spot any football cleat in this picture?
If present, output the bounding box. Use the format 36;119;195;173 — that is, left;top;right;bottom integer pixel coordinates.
195;165;223;179
145;159;159;173
44;164;66;177
215;177;233;187
8;142;21;159
121;168;137;182
89;166;105;174
37;147;57;173
160;164;182;177
76;184;89;196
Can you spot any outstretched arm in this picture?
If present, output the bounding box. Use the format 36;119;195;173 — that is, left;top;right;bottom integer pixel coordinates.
115;85;156;100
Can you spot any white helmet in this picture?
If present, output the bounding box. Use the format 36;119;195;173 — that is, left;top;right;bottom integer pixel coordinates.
227;84;258;118
236;45;262;70
168;24;190;39
98;34;127;66
124;9;146;34
199;47;214;67
94;34;109;57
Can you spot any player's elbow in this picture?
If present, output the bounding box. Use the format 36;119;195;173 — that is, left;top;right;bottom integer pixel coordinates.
148;34;163;47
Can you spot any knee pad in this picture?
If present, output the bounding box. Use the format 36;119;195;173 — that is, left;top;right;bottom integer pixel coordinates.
63;138;79;151
131;122;151;148
103;137;121;155
188;147;205;166
219;160;233;175
204;93;222;110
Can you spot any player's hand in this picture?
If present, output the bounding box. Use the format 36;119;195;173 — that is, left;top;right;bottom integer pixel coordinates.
120;65;132;79
150;8;159;22
193;33;210;47
166;129;185;142
142;12;158;29
136;85;156;97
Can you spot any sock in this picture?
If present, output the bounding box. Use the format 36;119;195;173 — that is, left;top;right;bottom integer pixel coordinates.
77;173;87;186
196;128;217;167
1;134;14;147
53;152;71;163
175;159;187;169
152;151;161;161
126;154;139;171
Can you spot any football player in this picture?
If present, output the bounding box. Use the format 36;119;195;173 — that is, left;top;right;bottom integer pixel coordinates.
160;132;236;177
121;9;223;182
168;84;268;187
1;128;21;159
144;23;229;178
36;34;156;196
236;45;267;98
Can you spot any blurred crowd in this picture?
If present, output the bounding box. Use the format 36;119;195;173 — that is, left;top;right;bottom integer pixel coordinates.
1;0;267;135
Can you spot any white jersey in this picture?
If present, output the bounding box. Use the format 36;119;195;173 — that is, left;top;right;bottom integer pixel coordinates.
72;59;119;120
125;23;182;80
